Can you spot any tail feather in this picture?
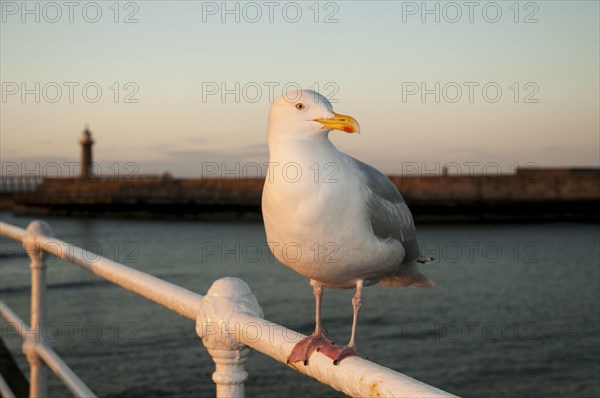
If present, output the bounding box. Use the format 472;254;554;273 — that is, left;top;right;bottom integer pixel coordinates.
379;263;435;288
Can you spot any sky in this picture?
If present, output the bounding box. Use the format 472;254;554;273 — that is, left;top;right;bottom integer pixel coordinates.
1;0;599;177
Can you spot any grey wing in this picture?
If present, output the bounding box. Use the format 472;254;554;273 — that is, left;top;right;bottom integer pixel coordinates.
351;157;421;264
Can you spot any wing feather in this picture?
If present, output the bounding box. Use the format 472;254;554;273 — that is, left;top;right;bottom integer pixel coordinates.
350;157;421;264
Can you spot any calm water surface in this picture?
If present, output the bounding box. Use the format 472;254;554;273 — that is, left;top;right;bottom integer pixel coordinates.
1;212;598;397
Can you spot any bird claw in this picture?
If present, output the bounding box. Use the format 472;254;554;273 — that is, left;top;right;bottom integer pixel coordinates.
287;334;334;365
287;334;359;366
318;344;359;365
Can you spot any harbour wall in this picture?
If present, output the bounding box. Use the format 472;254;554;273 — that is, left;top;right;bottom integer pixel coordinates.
2;168;598;222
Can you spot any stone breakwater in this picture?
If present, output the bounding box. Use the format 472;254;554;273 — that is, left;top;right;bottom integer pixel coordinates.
2;168;598;222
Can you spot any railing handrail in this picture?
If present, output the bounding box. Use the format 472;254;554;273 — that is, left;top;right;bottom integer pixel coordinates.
0;221;202;319
0;301;96;398
0;220;456;397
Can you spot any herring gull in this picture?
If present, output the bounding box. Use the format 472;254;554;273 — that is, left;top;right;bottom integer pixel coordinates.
262;89;433;365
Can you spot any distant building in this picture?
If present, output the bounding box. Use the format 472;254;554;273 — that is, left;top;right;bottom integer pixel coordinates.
80;126;94;179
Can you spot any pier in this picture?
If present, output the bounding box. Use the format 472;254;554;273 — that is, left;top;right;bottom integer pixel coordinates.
1;168;598;222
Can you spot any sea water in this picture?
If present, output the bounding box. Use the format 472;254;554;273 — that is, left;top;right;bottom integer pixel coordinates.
1;212;598;397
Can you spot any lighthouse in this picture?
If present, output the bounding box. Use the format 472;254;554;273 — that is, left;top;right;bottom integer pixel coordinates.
80;126;94;179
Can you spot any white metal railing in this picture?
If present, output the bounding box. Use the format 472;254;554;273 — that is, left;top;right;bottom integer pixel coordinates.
0;220;457;398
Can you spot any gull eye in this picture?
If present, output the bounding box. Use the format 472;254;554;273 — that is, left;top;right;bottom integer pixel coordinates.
295;103;305;110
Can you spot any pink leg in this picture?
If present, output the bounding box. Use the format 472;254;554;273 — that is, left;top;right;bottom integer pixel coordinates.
348;279;363;347
287;282;334;365
318;280;362;365
288;280;364;366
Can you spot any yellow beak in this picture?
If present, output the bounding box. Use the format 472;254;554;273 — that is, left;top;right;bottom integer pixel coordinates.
314;113;360;134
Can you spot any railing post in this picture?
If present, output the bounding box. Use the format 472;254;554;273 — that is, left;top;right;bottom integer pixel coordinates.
196;277;264;398
22;221;54;398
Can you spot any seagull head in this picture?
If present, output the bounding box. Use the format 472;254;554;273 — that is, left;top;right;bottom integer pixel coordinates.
268;89;360;142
